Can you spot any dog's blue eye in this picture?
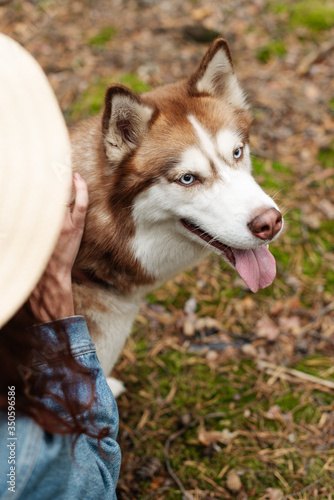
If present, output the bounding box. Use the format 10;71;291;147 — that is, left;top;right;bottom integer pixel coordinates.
233;147;243;159
179;174;196;185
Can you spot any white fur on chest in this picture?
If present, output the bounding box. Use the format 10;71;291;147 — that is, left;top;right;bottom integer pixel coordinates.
73;283;143;375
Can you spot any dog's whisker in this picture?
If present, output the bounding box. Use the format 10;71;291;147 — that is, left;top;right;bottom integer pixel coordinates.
271;187;286;200
280;205;293;217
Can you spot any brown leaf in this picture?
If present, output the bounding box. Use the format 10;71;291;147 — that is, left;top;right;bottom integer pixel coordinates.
278;315;301;333
318;199;334;220
241;343;257;357
183;317;195;337
198;426;238;446
183;297;197;336
194;317;223;335
226;469;242;493
264;405;284;422
265;488;284;500
256;317;280;341
190;6;214;21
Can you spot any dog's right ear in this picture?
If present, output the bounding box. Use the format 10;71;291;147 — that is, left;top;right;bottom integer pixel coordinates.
102;84;156;163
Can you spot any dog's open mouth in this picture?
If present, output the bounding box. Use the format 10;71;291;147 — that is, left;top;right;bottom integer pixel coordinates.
181;218;276;293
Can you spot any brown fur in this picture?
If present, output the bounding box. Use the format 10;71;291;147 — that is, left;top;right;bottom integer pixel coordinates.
188;38;234;96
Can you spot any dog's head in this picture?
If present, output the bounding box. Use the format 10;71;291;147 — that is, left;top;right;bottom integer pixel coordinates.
95;38;283;293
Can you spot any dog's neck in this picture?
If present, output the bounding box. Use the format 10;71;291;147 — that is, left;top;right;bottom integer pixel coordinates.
74;220;210;297
72;268;115;290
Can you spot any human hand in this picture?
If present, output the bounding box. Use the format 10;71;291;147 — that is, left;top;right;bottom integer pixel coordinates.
28;173;88;323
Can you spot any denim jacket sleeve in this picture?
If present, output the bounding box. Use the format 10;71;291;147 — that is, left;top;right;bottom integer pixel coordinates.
0;316;121;500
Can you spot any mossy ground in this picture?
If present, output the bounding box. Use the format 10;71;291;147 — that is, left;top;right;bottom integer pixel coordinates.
117;335;334;498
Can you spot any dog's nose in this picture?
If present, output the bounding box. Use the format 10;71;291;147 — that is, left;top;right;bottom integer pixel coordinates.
248;208;282;240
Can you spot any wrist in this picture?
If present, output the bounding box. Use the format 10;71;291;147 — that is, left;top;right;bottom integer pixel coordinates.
29;273;75;323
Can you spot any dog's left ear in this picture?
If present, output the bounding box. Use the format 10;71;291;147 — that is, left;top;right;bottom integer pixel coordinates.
102;84;157;163
188;38;247;108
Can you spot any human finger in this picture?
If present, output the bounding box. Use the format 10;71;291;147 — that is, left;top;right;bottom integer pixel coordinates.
71;172;88;230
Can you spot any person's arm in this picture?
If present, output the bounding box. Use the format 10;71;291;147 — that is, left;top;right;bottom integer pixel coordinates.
28;172;88;322
0;174;121;499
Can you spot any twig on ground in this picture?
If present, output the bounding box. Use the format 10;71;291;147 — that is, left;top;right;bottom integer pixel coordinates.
284;478;322;498
258;360;334;390
297;39;334;75
141;486;171;500
293;303;334;336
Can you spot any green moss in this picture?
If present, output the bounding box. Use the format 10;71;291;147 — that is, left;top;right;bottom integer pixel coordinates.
67;74;151;122
256;40;287;63
325;269;334;293
67;77;110;122
36;0;55;10
252;157;294;195
88;26;117;47
291;1;334;31
318;144;334;169
146;293;158;304
329;98;334;113
13;1;23;10
293;404;318;424
136;337;149;356
270;0;334;32
271;161;294;175
118;74;151;93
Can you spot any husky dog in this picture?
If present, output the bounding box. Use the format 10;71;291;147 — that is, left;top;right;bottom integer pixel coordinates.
71;38;283;395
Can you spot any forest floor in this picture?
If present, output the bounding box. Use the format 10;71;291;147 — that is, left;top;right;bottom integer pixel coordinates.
1;0;334;498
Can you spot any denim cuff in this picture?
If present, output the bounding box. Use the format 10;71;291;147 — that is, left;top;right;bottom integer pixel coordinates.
30;316;96;366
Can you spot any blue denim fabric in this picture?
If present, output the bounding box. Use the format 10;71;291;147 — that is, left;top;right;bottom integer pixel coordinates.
0;316;121;499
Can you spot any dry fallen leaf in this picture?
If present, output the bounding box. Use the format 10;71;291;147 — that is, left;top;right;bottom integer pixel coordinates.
191;6;214;20
264;405;284;422
265;487;284;500
226;469;242;493
205;349;218;361
198;426;238;446
183;297;197;336
318;199;334;220
278;315;301;332
256;317;280;341
183;317;195;337
194;317;223;333
241;343;257;357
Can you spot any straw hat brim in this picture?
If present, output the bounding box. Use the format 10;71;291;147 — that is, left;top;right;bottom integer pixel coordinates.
0;34;72;327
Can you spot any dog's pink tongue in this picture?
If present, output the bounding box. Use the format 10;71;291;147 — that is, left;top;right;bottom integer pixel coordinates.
234;247;276;293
